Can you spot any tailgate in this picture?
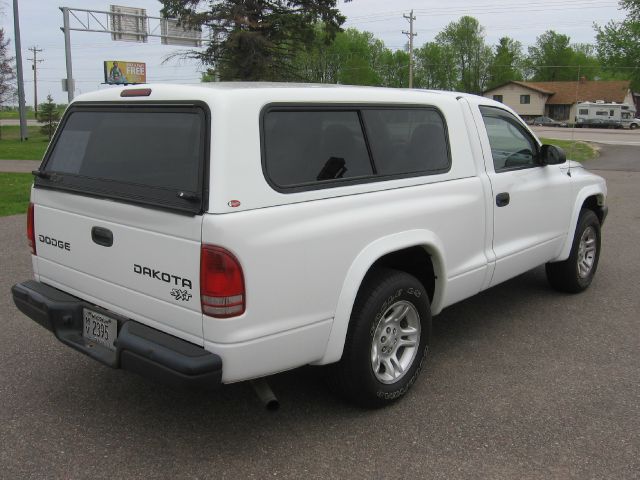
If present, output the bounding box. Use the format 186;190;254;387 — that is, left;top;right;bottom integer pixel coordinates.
31;102;209;344
32;190;203;344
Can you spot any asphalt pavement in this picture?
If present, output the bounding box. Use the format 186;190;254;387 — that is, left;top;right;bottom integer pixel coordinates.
0;146;639;479
532;126;640;146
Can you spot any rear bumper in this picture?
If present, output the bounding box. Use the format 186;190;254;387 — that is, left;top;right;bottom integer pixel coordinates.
11;280;222;390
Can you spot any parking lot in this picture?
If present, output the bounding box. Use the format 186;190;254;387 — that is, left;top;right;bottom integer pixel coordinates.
1;146;639;479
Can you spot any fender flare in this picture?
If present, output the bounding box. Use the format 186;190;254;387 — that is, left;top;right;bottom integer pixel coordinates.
555;185;606;261
314;229;447;365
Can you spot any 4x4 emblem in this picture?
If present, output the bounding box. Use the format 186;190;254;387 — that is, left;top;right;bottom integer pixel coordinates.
170;288;192;302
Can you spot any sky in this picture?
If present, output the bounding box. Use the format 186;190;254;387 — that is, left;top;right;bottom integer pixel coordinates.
0;0;628;105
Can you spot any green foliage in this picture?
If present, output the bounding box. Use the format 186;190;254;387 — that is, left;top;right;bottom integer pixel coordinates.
293;27;386;85
487;37;523;90
376;49;410;88
414;42;457;90
595;0;640;90
526;31;576;81
434;16;492;94
38;95;60;140
160;0;345;81
0;173;33;217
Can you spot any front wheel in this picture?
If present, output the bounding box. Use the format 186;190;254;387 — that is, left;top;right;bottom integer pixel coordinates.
546;209;601;293
326;268;431;408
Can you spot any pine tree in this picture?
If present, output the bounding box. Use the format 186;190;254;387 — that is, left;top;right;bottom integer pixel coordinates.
160;1;345;81
38;95;60;140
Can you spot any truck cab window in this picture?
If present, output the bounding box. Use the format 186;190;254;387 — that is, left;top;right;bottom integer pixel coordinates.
479;107;538;172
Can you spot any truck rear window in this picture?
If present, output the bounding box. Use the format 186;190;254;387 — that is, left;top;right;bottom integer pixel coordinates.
37;105;207;214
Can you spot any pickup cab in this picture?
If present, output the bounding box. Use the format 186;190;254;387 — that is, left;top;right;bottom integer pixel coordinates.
12;84;607;407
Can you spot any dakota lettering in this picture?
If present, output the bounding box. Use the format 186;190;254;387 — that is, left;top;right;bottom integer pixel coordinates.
133;263;193;290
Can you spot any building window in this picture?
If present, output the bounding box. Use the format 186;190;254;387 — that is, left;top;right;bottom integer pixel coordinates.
520;94;530;105
493;95;503;103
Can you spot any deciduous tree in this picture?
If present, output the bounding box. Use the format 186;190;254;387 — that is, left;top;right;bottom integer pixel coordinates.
413;42;456;90
487;37;523;90
595;0;640;89
434;16;492;94
0;28;16;140
526;30;576;81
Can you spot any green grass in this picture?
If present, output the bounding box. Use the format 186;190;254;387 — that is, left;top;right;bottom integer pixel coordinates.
0;125;50;160
0;173;33;216
539;137;598;162
0;110;36;119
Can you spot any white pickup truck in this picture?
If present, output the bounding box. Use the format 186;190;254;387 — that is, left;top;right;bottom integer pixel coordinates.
12;83;607;408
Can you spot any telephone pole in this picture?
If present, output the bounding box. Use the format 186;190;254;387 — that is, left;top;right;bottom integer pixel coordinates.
12;0;28;141
28;46;43;117
402;10;417;88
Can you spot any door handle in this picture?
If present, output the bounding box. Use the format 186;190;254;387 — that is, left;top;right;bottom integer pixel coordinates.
91;226;113;247
496;192;510;207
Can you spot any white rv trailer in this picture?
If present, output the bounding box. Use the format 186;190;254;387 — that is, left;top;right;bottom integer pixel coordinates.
575;101;638;129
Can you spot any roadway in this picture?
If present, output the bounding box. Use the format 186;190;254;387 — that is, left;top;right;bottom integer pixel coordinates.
0;144;638;479
532;126;640;146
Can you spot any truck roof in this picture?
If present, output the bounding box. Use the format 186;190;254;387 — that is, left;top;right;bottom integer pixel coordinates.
71;82;479;105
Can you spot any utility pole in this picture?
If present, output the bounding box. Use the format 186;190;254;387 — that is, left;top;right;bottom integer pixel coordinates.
12;0;28;141
402;10;417;89
28;46;43;117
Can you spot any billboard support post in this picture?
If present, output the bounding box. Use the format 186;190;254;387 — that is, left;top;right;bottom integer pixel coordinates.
60;7;75;102
58;5;204;100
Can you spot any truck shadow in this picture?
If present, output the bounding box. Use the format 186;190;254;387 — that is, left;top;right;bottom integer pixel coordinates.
43;264;572;455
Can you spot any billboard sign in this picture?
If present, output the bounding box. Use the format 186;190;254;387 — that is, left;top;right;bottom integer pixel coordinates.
104;61;146;85
161;18;202;47
110;5;148;43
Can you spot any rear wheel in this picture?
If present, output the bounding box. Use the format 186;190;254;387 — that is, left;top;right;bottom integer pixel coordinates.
546;209;601;293
326;268;431;408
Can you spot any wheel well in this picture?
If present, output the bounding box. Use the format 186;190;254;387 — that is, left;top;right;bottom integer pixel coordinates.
581;195;605;224
367;246;436;302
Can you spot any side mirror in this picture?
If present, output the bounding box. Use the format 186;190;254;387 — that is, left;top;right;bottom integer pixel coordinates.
539;144;566;165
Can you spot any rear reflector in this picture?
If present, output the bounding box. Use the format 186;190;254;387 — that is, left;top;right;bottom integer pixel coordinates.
27;202;36;255
120;88;152;97
200;245;245;318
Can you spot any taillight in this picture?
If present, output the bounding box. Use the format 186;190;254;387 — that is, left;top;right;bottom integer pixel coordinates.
27;202;36;255
200;245;245;318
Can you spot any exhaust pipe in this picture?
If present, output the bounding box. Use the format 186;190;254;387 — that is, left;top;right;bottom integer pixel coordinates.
251;378;279;411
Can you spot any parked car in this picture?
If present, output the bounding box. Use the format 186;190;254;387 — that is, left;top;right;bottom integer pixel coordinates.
12;84;607;408
529;116;568;127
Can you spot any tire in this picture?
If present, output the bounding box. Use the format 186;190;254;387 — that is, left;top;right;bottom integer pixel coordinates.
630;123;638;130
546;209;601;293
326;268;431;408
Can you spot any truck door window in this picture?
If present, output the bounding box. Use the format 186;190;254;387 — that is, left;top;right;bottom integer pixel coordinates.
479;106;538;172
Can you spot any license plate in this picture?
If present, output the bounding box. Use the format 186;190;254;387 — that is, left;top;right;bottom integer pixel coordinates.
83;308;117;350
